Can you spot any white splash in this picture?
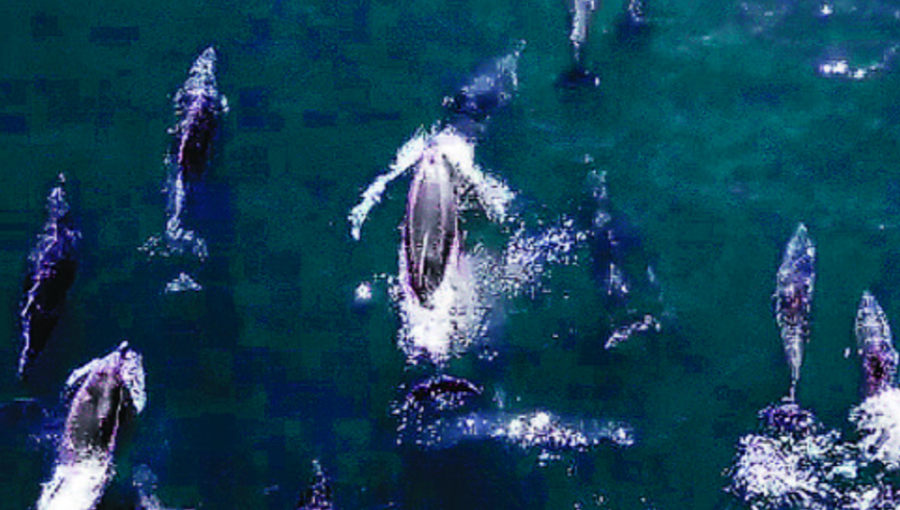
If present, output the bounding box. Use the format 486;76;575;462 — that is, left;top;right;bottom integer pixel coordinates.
165;272;203;294
37;454;113;510
348;125;514;241
817;45;900;81
139;169;208;261
134;464;190;510
605;315;661;349
570;0;598;61
850;387;900;469
727;432;841;510
354;281;373;303
121;348;147;414
501;219;586;297
396;247;486;365
494;410;635;451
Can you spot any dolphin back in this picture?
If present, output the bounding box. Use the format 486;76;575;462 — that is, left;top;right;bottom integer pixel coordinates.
774;223;815;394
856;291;898;397
403;152;459;307
62;342;145;458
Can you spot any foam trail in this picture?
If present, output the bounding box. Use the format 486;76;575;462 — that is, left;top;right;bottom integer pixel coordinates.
501;219;586;296
397;408;633;453
37;455;112;510
605;315;660;349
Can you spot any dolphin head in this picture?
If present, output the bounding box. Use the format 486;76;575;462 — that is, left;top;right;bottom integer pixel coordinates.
62;342;145;459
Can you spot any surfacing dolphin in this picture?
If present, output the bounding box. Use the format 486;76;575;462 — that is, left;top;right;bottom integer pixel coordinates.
849;292;900;470
774;223;815;401
402;143;460;308
18;174;80;379
855;291;898;398
393;128;511;363
37;341;146;510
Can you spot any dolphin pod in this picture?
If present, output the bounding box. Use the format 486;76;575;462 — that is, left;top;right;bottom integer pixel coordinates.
9;10;900;510
727;225;900;509
18;47;223;510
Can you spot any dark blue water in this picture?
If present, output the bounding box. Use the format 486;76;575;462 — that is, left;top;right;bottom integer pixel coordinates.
3;0;900;508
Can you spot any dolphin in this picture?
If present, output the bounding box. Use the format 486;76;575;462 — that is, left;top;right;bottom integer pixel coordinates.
296;460;334;510
37;341;146;510
442;43;523;137
18;174;80;379
855;291;898;398
402;143;460;309
406;374;482;405
172;46;228;180
348;47;520;241
615;0;651;47
773;223;815;401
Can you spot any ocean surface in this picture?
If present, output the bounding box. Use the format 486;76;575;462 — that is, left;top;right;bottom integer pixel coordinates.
2;0;900;508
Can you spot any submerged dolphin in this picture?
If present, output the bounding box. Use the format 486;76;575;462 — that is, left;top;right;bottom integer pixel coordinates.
855;291;898;398
172;46;228;180
18;174;80;379
615;0;650;46
443;44;522;137
37;341;146;510
296;460;334;510
774;223;815;401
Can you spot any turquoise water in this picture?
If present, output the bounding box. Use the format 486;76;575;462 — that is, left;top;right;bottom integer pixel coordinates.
2;0;900;508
